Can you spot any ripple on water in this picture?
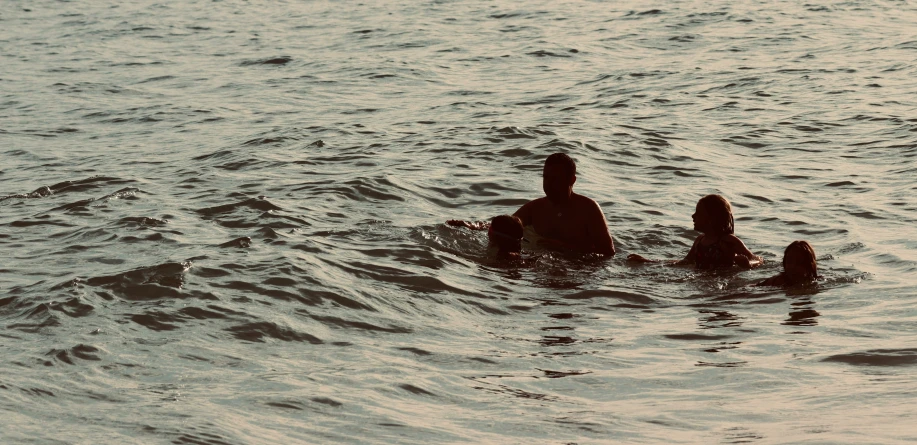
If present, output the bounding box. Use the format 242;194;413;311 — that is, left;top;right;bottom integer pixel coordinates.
563;289;656;308
239;56;293;66
225;321;323;344
44;344;102;366
823;349;917;367
2;0;915;443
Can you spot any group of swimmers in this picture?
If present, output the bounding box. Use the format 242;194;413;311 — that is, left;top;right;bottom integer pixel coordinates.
447;153;819;287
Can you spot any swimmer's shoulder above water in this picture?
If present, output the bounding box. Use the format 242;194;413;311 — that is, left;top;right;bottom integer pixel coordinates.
628;194;763;269
512;153;615;256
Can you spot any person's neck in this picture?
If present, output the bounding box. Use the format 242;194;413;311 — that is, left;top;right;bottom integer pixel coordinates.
701;232;723;242
549;193;574;208
785;272;811;285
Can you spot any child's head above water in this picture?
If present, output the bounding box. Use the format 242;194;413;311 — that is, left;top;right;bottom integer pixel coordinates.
489;214;524;254
693;194;735;235
783;240;817;284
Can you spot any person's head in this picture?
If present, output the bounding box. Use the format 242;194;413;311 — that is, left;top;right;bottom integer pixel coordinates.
783;240;817;284
489;215;524;253
692;194;734;235
543;153;576;204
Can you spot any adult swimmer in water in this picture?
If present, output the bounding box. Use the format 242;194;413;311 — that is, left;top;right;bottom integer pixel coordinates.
516;153;616;255
449;153;615;256
628;194;762;269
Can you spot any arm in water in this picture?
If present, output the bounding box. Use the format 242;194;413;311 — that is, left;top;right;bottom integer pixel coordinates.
627;236;698;265
446;220;488;230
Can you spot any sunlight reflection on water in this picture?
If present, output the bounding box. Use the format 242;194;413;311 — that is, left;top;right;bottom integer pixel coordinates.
1;0;917;443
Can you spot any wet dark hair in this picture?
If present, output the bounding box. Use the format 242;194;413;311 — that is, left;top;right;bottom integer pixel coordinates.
697;194;734;235
489;214;524;253
784;240;818;278
544;153;576;178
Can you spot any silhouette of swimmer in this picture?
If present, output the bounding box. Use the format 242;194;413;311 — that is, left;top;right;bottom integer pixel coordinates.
758;240;819;286
447;214;525;260
488;215;525;260
514;153;615;255
448;154;614;256
629;194;762;269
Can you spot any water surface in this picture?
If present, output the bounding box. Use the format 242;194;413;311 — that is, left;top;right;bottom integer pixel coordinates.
2;0;917;443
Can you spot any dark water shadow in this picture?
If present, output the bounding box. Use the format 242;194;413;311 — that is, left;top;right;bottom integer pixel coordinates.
823;349;917;367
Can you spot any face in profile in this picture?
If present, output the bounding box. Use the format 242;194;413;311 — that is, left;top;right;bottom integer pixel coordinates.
692;203;708;232
692;195;733;235
542;164;574;204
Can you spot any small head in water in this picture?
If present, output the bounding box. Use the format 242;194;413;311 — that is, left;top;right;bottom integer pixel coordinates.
542;153;576;205
783;240;818;284
693;194;734;235
489;214;524;257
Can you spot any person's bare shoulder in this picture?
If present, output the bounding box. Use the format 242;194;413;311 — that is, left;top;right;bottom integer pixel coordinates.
530;196;551;207
722;234;747;250
722;234;762;266
724;234;758;256
757;274;786;287
572;194;604;217
515;197;548;218
571;193;615;254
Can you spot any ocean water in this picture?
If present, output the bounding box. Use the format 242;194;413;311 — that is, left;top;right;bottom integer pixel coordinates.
2;0;917;443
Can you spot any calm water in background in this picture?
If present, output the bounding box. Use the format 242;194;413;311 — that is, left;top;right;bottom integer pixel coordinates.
2;0;917;443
